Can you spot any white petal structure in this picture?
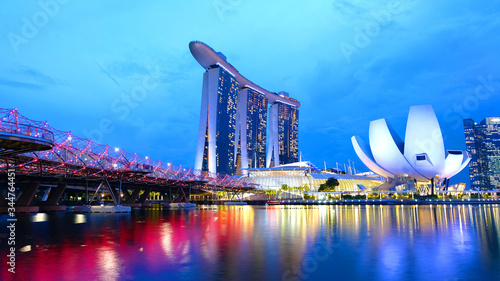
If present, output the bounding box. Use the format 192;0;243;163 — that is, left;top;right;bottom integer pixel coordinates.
442;150;470;179
404;105;445;179
351;135;394;179
352;105;470;182
369;119;427;181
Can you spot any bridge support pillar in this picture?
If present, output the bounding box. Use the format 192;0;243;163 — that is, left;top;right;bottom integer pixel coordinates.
43;183;66;205
17;182;40;206
138;188;151;203
125;189;141;204
110;185;120;202
122;189;131;202
162;187;175;203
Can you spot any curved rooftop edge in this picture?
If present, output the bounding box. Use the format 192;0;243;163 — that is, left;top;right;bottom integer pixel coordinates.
189;41;301;108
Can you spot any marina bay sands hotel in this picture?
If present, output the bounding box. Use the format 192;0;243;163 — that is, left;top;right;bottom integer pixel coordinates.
190;41;300;176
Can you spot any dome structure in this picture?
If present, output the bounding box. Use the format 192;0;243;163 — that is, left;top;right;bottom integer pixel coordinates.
351;105;470;183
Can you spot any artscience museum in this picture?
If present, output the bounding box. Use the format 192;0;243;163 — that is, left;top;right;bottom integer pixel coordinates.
351;105;470;193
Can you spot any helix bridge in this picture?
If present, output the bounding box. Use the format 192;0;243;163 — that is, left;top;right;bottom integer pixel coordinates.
0;108;254;211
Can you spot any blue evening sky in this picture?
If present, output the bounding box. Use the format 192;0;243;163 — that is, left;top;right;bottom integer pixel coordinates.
1;0;499;186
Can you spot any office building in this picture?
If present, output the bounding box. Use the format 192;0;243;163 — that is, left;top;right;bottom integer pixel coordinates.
464;117;500;190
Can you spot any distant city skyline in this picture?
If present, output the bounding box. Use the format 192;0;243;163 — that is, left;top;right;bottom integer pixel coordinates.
1;1;500;187
464;117;500;190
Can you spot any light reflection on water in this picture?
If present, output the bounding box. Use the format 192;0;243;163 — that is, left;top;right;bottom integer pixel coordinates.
1;205;499;281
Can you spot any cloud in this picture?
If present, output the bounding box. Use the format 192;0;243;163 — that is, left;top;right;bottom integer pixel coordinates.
0;66;61;90
0;78;44;90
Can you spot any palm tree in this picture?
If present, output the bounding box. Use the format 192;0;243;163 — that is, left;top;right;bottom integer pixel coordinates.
265;189;275;200
281;184;288;199
297;185;303;195
303;185;310;199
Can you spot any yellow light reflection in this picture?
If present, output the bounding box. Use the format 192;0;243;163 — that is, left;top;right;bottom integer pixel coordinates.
74;214;86;224
31;213;47;222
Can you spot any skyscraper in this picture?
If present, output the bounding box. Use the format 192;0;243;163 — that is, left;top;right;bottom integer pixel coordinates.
235;88;268;170
267;94;299;167
195;66;239;176
190;41;300;175
464;117;500;190
279;100;299;165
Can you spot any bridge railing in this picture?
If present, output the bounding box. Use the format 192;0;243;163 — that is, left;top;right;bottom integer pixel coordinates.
0;120;55;143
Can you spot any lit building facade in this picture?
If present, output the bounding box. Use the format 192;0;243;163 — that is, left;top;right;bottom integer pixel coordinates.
242;161;383;192
278;101;299;165
190;41;300;175
267;99;299;167
195;66;239;175
235;88;268;171
464;117;500;190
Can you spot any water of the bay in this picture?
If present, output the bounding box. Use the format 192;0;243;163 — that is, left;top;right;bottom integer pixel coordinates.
1;204;499;281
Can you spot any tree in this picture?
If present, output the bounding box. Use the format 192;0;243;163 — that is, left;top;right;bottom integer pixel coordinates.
297;185;303;195
281;184;288;199
318;178;340;192
265;189;277;200
300;185;311;199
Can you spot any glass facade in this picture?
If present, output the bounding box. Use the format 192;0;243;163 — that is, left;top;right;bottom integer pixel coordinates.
464;118;500;190
245;88;268;168
277;103;299;165
246;168;383;191
201;112;210;171
201;66;239;175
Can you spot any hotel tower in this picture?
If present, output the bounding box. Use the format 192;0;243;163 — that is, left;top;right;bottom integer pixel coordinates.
190;41;300;176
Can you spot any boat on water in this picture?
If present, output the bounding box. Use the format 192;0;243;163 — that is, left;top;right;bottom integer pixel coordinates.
266;200;280;205
224;201;247;205
162;202;197;209
73;205;131;213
